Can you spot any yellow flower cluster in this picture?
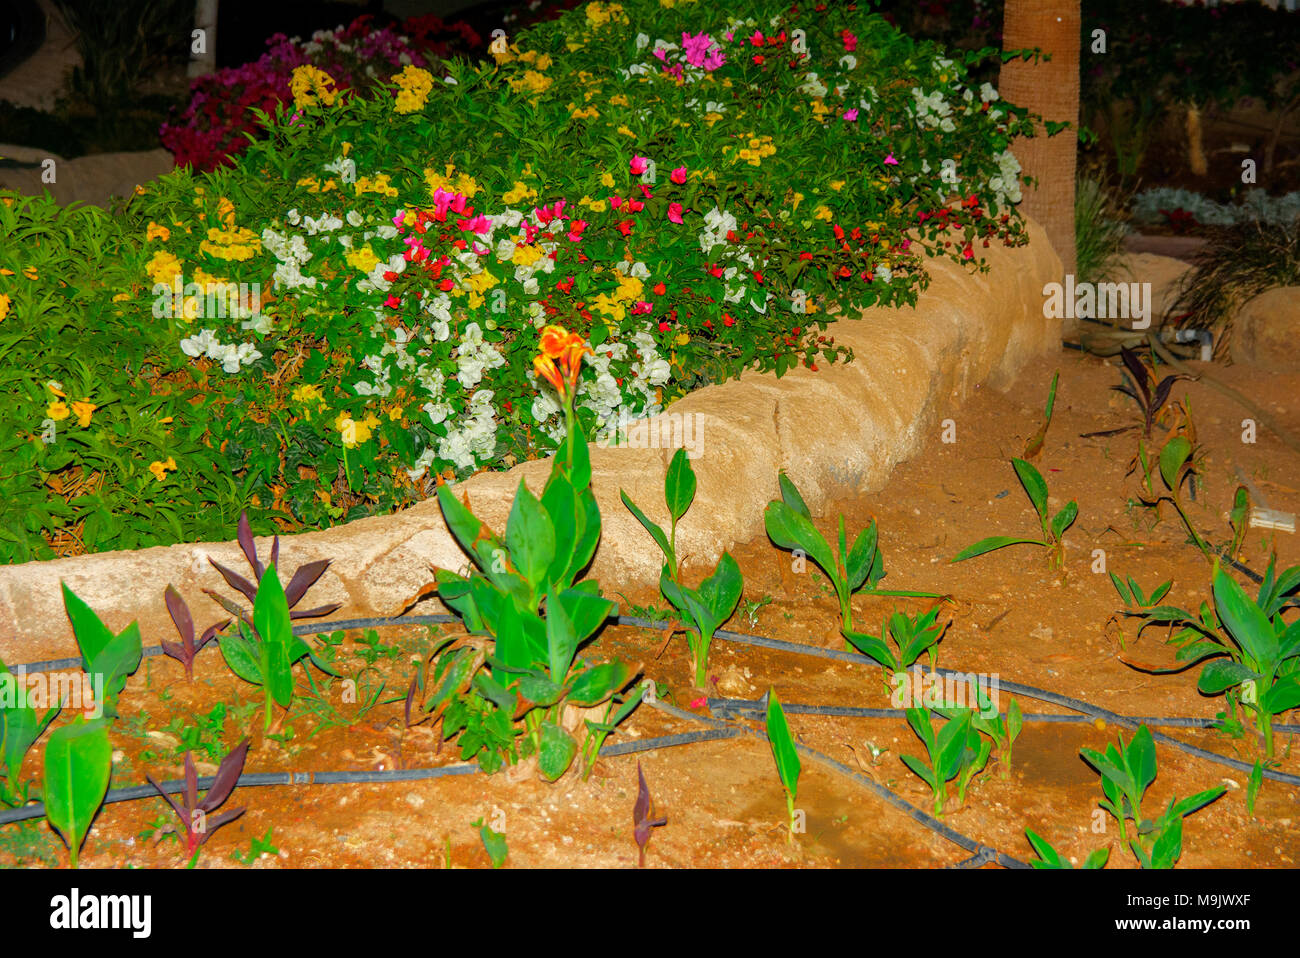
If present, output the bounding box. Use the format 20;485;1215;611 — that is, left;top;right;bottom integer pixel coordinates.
149;457;178;483
345;245;381;272
44;384;96;427
730;135;777;166
393;65;434;114
502;181;537;205
146;250;183;286
335;411;380;448
424;164;479;199
591;271;643;324
290;65;337;109
586;2;627;26
296;176;338;193
292;383;327;420
355;173;399;198
0;294;9;321
509;70;552;95
200;226;260;262
146;222;171;242
569;104;599;120
463;269;498;309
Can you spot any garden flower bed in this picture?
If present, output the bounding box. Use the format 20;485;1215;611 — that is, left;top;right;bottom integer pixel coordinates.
2;0;1038;564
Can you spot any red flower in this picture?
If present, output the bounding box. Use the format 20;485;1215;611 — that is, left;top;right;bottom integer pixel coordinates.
616;220;634;236
723;313;735;327
653;282;667;295
752;54;765;65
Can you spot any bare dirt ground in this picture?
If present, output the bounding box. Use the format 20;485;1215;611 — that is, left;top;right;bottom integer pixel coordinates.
3;347;1298;869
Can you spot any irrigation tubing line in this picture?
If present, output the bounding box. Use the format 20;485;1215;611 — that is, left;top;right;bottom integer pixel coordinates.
0;726;744;828
645;699;1028;869
704;696;1300;735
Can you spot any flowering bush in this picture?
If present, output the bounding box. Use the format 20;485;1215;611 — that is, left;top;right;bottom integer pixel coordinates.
4;0;1041;561
160;15;483;172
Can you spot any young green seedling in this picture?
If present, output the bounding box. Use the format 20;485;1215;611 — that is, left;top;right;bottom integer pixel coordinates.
766;689;801;842
952;458;1077;569
623;448;743;684
1025;828;1109;869
900;707;972;817
845;607;948;690
1128;561;1300;756
474;816;508;868
43;718;112;869
941;686;1023;781
217;562;339;731
145;738;249;863
0;658;60;807
61;582;142;719
1146;435;1212;559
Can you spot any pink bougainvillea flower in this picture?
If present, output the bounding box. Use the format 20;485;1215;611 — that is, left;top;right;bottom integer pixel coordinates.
653;46;668;61
843;108;859;122
667;202;684;224
616;219;634;236
630;155;649;176
658;320;671;332
566;219;588;241
749;30;764;46
670;166;687;184
610;195;623;210
842;29;858;52
681;31;724;71
639;184;653;199
632;301;653;315
392;207;406;228
884;153;899;165
458;214;491;234
385;295;401;308
690;696;707;709
626;198;645;213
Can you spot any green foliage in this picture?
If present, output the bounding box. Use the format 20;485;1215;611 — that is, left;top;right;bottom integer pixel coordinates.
764;471;888;635
61;582;142;718
765;689;801;842
1025;828;1109;870
4;0;1039;561
0;659;60;806
626;448;742;685
845;608;947;686
952;458;1077;569
1074;179;1128;286
1130;561;1300;757
43;718;113;869
217;562;338;731
900;707;986;817
1079;724;1225;867
473;817;509;868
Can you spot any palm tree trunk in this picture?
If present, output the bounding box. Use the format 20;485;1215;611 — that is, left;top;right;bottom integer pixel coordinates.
999;1;1080;281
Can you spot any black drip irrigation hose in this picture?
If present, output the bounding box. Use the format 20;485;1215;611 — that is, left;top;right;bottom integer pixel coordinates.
0;725;745;828
705;696;1300;736
644;698;1029;869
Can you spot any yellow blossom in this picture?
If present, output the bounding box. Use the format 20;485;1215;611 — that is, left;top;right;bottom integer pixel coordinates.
22;266;38;280
146;222;171;241
149;457;178;483
393;65;434;114
355;173;399;198
509;244;544;267
424;164;479;199
345;246;381;272
502;181;537;205
509;70;552;95
290;65;337;108
47;400;69;421
0;294;9;320
830;180;846;191
112;292;130;302
335;411;380;448
814;205;834;221
600;172;616;188
70;400;95;427
146;250;183;286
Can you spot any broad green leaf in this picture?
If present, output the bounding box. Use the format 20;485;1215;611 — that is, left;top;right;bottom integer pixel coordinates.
537;721;577;782
1126;726;1157;799
844;630;899;671
777;472;811;519
566;661;634;707
505;480;555;595
1197;659;1257;695
766;689;800;799
43;720;112;868
764;501;836;582
1259;677;1300;716
698;552;743;624
61;583;116;671
664;448;696;524
1213;566;1278;672
219;625;264;686
1158;436;1191;491
621;490;672;563
844;521;879;593
253;563;293;650
1049;501;1078;542
1012;458;1049;526
545;587;578;682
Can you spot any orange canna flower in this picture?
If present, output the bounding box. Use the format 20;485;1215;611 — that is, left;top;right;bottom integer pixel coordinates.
533;325;592;402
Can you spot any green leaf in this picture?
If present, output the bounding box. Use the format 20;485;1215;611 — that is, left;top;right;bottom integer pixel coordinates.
1213;565;1278;671
1012;458;1049;527
1158;436;1191;491
951;536;1044;562
1259;677;1300;716
219;623;264;686
1049;501;1078;542
61;583;116;671
537;721;577;782
699;552;743;625
621;490;672;564
843;629;899;671
764;501;836;584
777;472;812;519
664;448;696;524
766;689;800;800
476;819;508;868
1196;659;1257;695
506;480;555;595
43;720;112;869
566;661;634;707
1025;828;1068;868
844;521;879;593
545;587;578;682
